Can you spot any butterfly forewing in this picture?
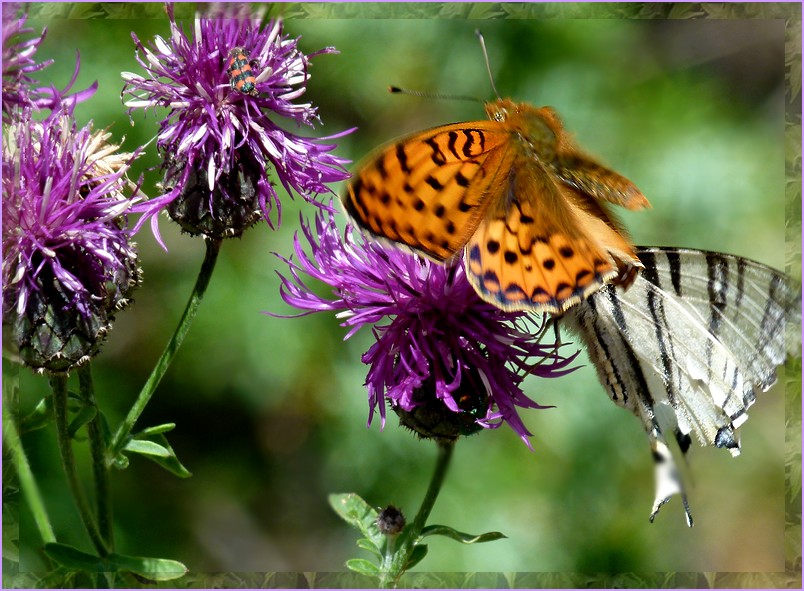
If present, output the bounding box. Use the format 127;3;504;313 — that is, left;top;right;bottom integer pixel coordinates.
343;122;514;262
563;247;801;524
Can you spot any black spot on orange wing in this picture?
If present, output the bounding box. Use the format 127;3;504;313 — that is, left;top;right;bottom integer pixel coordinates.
425;176;444;191
455;170;471;188
425;137;447;165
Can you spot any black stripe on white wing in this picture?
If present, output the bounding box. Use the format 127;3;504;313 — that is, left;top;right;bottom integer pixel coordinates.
562;246;801;526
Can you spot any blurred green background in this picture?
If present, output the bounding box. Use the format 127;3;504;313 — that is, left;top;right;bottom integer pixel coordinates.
8;2;799;583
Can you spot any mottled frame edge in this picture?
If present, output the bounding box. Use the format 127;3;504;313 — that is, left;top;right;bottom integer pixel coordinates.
15;2;801;588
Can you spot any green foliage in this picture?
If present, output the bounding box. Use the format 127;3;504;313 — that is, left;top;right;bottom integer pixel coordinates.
43;542;187;582
330;491;506;580
420;524;506;544
120;428;192;478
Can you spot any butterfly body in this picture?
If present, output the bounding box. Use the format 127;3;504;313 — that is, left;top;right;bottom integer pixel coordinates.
343;98;651;314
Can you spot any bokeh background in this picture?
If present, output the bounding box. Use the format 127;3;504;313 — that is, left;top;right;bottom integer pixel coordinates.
8;2;801;585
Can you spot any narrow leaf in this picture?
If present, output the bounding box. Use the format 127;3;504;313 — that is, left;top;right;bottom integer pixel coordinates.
405;544;428;569
134;423;176;437
124;440;170;458
68;406;97;439
356;537;382;558
328;493;382;547
345;558;380;576
419;525;506;544
125;434;192;478
142;434;192;478
108;553;188;582
43;543;104;571
20;398;52;432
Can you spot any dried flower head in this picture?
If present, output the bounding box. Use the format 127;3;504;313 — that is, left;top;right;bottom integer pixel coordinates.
2;110;143;373
278;209;579;445
121;4;351;241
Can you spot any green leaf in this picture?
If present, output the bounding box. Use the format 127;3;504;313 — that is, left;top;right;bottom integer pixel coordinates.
356;537;382;558
20;397;52;432
68;405;97;439
3;524;19;562
43;543;104;571
419;525;506;544
345;558;379;576
123;434;192;478
110;453;129;470
134;423;176;437
106;553;188;582
405;544;428;569
43;544;187;581
328;493;382;549
124;439;171;458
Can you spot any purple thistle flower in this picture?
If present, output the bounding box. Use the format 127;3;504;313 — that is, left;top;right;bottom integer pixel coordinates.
1;3;97;121
121;4;352;241
2;109;143;373
277;208;580;445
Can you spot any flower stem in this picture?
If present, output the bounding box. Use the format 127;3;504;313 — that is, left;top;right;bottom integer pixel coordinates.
2;395;57;545
50;374;109;556
382;440;455;587
77;364;113;550
109;237;222;458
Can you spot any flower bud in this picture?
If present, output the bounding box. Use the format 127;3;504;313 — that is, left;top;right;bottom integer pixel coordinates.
376;505;405;536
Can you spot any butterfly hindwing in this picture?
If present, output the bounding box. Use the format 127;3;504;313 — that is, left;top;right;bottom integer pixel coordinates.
343;121;515;262
563;247;801;524
464;160;643;313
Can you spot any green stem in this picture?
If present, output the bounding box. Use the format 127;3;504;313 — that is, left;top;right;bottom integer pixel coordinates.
77;364;113;550
109;237;222;458
382;440;455;587
50;374;109;556
2;402;56;545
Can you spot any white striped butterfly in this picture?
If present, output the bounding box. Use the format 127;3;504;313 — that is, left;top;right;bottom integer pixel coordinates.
563;246;801;525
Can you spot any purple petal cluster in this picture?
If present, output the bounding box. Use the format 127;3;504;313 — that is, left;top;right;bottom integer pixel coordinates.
2;110;141;331
1;4;97;121
121;4;351;237
278;208;580;445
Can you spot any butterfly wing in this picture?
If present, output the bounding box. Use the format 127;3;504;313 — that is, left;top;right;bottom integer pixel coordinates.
464;159;643;314
342;122;516;262
562;247;801;525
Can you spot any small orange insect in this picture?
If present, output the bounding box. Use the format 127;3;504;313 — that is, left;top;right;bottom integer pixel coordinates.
226;47;258;97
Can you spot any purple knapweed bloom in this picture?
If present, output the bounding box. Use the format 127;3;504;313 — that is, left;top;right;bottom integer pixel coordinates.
1;3;97;121
2;109;143;373
277;208;580;445
121;4;352;241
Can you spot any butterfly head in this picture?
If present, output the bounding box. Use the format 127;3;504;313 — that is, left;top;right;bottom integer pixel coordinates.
484;97;519;123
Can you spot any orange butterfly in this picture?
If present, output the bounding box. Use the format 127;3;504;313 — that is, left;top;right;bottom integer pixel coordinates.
342;56;650;315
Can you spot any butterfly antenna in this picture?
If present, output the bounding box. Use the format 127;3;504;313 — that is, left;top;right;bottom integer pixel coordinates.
475;29;501;100
388;86;481;103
